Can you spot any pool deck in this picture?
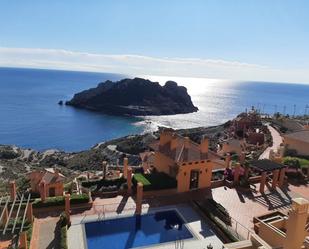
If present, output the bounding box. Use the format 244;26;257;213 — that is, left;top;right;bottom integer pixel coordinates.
68;203;223;249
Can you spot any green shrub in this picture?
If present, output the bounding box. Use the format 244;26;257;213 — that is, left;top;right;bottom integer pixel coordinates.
70;193;89;204
0;147;19;159
116;136;148;154
133;172;177;191
98;185;118;192
283;156;309;169
64;182;73;194
60;226;68;249
132;174;151;186
231;153;239;161
59;212;68;249
1;217;31;229
33;196;64;208
81;177;126;192
283;157;300;169
59;212;69;227
26;224;33;244
195;201;238;242
16;177;31;193
201;199;231;224
33;194;89;208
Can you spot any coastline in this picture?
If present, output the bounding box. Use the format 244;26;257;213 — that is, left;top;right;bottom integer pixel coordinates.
0;123;227;188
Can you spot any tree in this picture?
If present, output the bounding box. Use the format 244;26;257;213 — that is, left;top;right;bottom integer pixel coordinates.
283;158;300;171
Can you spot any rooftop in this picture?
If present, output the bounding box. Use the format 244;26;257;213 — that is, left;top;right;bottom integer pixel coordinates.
151;133;221;163
250;159;286;172
29;168;65;185
283;129;309;143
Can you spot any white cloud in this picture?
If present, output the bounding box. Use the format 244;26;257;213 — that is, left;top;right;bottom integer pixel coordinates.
0;47;308;84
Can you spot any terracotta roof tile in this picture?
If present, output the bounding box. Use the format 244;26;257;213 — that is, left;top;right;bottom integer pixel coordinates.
284;130;309;143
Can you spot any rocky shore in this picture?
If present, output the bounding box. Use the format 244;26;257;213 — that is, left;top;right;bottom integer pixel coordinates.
0;123;227;190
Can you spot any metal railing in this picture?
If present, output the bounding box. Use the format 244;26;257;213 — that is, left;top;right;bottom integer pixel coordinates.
174;238;184;249
70;201;150;224
229;217;253;240
206;210;253;241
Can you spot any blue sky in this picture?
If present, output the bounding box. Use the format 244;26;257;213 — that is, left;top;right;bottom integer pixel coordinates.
0;0;309;83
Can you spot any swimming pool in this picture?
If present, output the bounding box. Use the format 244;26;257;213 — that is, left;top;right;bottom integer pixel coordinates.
84;210;194;249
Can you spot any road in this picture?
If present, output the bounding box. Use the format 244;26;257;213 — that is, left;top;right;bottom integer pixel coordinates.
259;124;283;160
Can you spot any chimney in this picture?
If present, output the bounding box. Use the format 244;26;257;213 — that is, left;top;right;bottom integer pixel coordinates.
54;168;60;177
200;136;209;154
171;136;180;150
159;129;174;146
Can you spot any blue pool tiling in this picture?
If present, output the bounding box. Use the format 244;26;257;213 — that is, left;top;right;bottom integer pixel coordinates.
85;210;194;249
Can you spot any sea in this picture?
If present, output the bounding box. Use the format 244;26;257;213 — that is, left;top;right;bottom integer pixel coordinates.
0;67;309;152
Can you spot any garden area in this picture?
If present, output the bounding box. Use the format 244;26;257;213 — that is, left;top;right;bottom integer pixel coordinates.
81;177;127;193
194;199;239;242
32;193;89;208
58;212;69;249
282;156;309;184
132;172;177;191
283;156;309;170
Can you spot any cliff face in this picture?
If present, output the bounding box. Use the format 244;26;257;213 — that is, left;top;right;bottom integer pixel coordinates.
66;78;198;115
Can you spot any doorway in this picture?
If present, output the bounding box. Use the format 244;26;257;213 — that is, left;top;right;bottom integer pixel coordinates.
49;187;56;197
189;170;199;190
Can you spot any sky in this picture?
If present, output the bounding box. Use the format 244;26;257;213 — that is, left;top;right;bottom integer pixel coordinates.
0;0;309;83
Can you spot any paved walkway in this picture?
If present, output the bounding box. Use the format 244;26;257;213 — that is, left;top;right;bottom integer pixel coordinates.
288;184;309;200
259;124;283;159
211;182;309;231
211;186;269;230
35;217;60;249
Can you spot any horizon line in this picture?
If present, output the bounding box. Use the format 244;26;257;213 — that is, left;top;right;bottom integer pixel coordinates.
1;46;309;85
1;65;309;86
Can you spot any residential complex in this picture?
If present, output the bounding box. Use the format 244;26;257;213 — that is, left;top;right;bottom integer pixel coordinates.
0;115;308;249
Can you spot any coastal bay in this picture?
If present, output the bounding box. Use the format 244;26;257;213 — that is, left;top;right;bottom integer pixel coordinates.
1;67;309;152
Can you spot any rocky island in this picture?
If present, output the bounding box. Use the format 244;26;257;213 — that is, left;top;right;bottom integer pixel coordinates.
65;78;198;115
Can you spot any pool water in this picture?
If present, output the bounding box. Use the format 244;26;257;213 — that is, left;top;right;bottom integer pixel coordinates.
85;210;194;249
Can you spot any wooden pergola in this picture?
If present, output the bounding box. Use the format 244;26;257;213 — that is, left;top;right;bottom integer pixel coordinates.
0;185;32;248
250;159;287;193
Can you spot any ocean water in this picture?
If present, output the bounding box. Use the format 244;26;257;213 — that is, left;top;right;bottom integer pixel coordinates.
0;67;145;151
0;67;309;152
142;75;309;130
